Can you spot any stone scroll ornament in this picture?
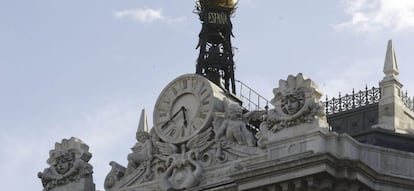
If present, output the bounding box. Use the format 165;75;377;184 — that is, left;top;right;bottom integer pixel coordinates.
255;73;326;146
38;137;93;191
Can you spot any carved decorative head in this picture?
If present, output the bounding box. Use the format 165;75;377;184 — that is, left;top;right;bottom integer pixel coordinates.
136;131;150;143
223;98;243;119
271;73;322;115
264;73;325;129
227;103;243;119
39;137;93;191
136;109;149;143
279;90;305;115
53;151;75;174
47;137;92;172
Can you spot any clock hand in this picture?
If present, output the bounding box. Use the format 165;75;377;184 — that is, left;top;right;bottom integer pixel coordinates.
182;107;188;127
161;107;185;129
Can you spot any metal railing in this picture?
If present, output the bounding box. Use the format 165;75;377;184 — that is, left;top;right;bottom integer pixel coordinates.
401;91;414;112
235;80;269;111
324;86;381;115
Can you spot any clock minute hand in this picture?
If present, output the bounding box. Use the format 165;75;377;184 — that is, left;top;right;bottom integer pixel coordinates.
161;107;184;129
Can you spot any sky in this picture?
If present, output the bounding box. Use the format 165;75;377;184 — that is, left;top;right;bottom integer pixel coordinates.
1;0;414;190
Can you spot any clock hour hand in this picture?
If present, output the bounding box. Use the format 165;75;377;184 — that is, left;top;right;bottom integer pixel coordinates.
161;106;186;129
182;107;188;127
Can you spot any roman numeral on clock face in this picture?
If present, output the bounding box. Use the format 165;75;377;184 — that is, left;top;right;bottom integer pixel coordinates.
193;78;206;94
174;78;191;95
201;94;210;105
168;128;176;137
179;78;188;90
198;112;207;119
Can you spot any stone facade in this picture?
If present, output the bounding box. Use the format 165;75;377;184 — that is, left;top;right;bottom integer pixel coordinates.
232;129;414;191
38;41;414;191
98;72;414;191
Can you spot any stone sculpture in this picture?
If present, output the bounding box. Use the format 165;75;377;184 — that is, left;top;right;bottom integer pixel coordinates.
104;109;155;191
126;128;153;178
214;100;256;147
255;73;326;148
154;128;215;191
38;137;94;191
160;146;204;191
104;105;264;191
101;73;331;191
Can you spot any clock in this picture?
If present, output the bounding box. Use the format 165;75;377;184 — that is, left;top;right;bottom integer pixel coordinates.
153;74;226;144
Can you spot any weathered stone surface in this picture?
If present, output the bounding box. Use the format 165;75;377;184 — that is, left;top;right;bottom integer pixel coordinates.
103;73;414;191
49;176;95;191
231;129;414;191
377;39;414;134
104;74;263;191
38;137;95;191
255;73;328;148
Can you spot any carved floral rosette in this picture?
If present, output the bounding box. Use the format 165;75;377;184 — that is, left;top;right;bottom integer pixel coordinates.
38;137;93;191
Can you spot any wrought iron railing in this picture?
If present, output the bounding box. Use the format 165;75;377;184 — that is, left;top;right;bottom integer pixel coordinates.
235;80;269;111
401;91;414;112
324;86;381;115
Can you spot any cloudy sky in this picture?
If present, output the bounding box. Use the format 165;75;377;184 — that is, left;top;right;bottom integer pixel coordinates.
1;0;414;190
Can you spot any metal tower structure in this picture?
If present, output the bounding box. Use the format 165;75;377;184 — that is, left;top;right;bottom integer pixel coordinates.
195;0;237;94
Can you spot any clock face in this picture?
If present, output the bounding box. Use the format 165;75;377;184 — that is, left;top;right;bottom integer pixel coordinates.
153;74;216;144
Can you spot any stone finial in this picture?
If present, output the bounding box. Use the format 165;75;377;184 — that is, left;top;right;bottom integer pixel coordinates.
135;108;150;146
136;110;150;138
137;109;149;133
378;40;413;133
38;137;95;191
383;39;399;79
